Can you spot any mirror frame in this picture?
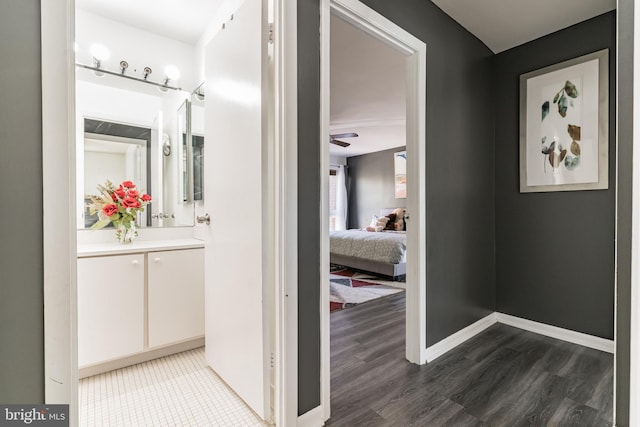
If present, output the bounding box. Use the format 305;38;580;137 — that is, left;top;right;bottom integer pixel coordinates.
178;100;194;203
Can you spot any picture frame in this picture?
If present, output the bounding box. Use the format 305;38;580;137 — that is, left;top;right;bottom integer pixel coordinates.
394;150;406;198
519;49;608;193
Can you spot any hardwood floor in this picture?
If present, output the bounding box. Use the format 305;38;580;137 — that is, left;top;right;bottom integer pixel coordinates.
326;293;613;426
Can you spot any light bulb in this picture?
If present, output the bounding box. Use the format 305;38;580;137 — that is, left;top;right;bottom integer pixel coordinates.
164;65;180;81
90;44;110;61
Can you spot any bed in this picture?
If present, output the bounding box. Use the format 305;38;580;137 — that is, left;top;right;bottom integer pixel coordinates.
330;230;406;278
330;208;407;279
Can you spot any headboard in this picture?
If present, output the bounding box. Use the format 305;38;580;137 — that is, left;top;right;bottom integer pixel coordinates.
380;208;406;217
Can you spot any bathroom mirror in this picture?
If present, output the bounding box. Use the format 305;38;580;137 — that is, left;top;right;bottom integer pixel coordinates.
82;119;152;228
179;94;205;204
78;106;196;229
76;71;200;229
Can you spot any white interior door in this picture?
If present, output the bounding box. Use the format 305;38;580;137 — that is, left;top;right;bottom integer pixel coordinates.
202;0;270;420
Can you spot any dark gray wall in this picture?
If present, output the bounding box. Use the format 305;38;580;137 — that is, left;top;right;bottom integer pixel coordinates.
297;0;321;416
297;0;496;413
358;0;497;347
347;146;406;229
493;13;616;340
616;1;632;425
0;0;44;403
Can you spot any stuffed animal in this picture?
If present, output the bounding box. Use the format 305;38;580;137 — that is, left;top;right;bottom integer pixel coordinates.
392;208;405;231
384;213;397;230
366;215;388;231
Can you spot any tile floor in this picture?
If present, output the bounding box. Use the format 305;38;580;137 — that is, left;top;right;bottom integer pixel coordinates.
79;347;268;426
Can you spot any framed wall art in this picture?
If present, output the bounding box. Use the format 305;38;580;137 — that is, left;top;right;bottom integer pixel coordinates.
394;150;406;198
519;49;608;193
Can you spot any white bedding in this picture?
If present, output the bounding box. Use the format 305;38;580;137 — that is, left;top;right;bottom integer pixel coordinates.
330;230;407;264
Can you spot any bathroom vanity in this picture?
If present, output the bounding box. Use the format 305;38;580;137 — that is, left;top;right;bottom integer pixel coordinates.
77;238;204;378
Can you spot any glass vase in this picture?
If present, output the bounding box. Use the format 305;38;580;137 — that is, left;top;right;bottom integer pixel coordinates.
115;222;138;244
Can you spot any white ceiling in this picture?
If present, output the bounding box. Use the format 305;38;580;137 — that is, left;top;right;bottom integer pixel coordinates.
431;0;616;53
330;15;407;158
75;1;617;158
76;0;224;45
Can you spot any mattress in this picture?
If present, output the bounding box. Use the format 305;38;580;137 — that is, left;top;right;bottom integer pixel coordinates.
330;230;407;264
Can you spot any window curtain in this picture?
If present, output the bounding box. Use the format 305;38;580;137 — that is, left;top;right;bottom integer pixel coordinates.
335;165;348;231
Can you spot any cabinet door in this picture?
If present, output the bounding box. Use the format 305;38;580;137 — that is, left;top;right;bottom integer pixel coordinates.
148;248;204;348
77;254;145;367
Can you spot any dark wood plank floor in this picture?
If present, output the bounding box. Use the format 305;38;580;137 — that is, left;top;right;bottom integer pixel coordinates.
326;293;613;427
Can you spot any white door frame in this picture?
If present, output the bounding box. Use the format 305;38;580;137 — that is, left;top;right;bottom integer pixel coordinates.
319;0;427;420
41;0;78;425
272;0;298;425
41;1;300;426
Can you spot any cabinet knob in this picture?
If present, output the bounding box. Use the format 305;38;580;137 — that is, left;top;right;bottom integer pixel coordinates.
154;257;161;263
131;260;139;265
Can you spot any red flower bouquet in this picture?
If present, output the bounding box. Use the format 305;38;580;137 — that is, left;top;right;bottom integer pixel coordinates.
87;180;152;243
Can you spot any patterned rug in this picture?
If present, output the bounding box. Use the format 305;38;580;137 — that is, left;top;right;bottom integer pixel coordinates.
329;265;405;312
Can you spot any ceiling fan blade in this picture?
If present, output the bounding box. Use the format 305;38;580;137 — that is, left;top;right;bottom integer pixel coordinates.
329;139;350;147
330;132;358;139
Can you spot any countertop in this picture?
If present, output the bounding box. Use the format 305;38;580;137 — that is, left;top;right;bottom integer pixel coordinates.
77;239;204;257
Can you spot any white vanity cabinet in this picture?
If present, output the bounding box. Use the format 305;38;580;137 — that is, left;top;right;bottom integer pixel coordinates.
148;249;204;348
77;254;145;367
77;240;204;377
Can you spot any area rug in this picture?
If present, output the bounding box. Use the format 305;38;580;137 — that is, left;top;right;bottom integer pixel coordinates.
329;265;405;312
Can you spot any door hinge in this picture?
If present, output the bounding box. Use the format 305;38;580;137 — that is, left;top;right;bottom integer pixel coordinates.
268;23;274;44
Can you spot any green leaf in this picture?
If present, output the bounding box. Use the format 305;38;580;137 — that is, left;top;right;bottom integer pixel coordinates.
90;219;111;230
557;94;568;117
564;80;579;98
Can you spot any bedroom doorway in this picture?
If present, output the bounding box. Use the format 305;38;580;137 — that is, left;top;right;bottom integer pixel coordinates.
319;0;426;421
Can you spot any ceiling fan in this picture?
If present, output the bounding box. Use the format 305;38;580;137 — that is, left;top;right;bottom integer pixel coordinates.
329;132;358;147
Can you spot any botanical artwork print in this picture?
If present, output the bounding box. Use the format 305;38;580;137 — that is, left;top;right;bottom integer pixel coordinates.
525;57;600;188
540;77;582;173
394;151;406;199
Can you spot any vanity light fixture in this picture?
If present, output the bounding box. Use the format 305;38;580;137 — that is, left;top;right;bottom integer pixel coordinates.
75;57;182;92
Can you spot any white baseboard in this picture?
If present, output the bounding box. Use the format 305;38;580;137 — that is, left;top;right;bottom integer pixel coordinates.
495;312;614;353
421;311;614;365
424;313;498;362
78;337;205;379
298;405;325;427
